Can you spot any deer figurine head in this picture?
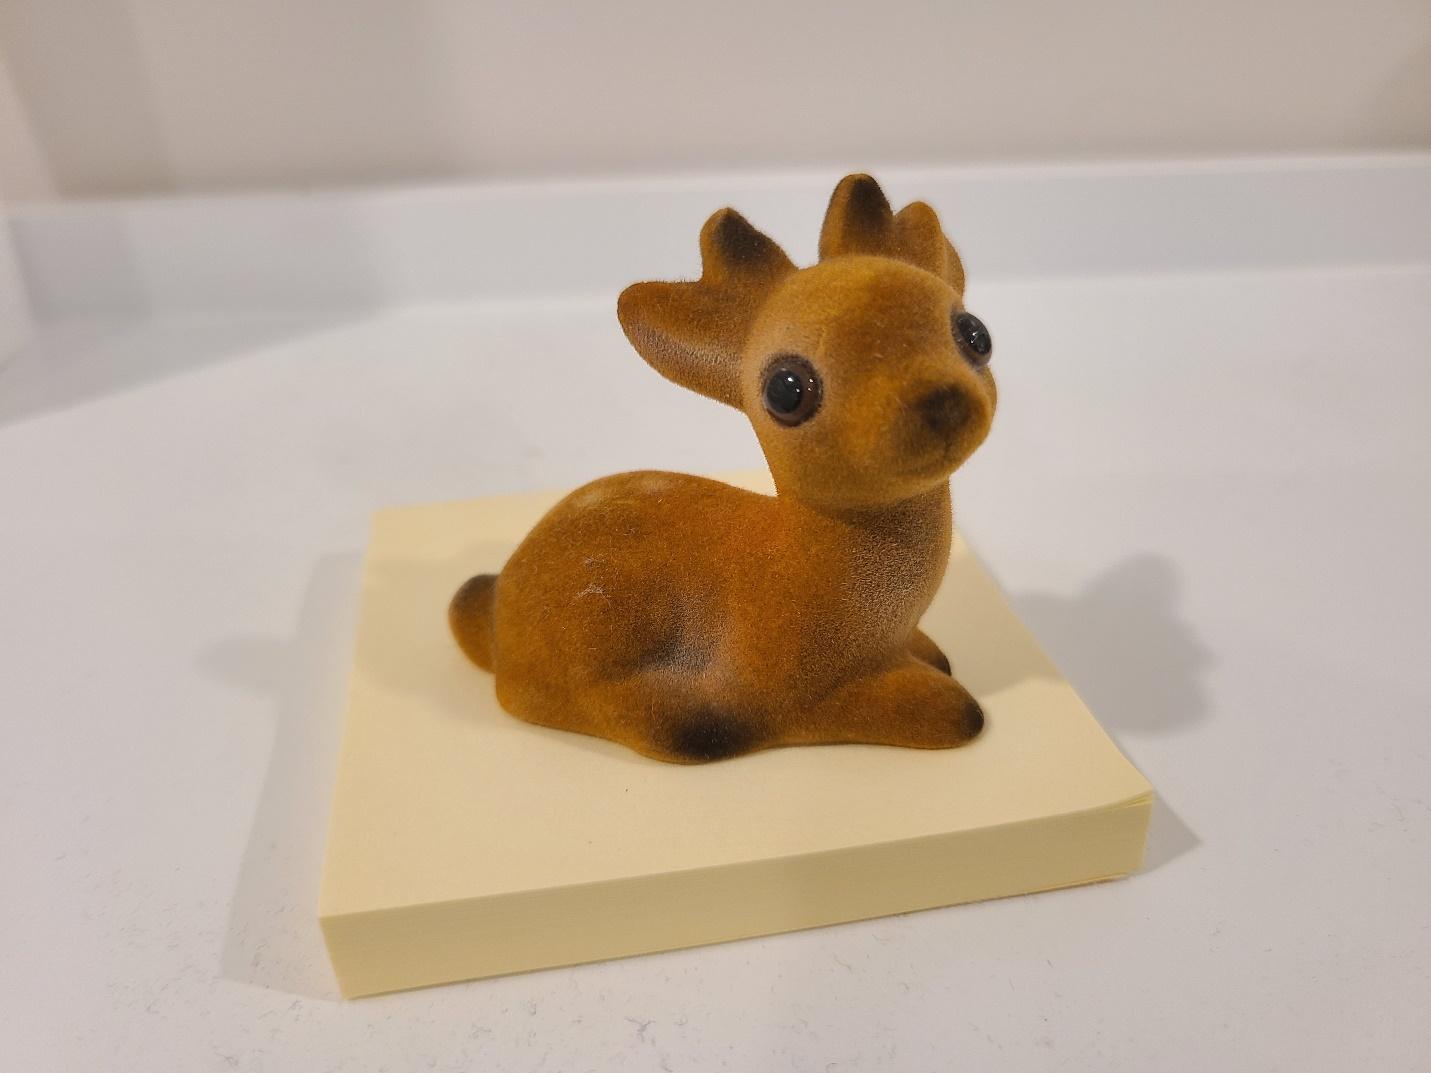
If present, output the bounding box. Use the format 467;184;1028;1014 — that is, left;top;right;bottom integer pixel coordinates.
451;174;998;763
619;173;996;512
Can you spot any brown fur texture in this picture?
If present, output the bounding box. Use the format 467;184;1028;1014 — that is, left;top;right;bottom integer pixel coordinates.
451;174;997;763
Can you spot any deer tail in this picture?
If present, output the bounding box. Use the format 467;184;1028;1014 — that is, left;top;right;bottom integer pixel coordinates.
449;573;498;671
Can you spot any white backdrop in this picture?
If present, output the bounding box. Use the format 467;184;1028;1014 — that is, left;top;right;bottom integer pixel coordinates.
0;189;33;357
1;0;1429;201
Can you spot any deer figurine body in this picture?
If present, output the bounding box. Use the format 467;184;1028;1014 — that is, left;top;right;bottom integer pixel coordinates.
450;174;997;763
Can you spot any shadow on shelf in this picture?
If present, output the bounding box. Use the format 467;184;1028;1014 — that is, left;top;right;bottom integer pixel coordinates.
200;552;363;1001
1011;551;1211;871
1141;794;1200;873
1013;554;1212;737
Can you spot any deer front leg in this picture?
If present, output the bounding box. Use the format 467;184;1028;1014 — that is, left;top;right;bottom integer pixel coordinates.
509;670;770;765
908;627;952;675
798;657;984;750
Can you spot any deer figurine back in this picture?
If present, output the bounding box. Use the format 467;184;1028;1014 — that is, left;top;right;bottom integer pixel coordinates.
450;174;997;763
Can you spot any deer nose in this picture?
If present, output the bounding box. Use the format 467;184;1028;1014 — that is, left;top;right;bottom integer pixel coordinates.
915;385;969;436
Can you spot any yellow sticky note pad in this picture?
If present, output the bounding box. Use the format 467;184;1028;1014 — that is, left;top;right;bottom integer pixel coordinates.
319;474;1152;996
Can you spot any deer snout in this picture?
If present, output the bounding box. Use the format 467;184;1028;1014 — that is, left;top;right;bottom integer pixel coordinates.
915;385;970;437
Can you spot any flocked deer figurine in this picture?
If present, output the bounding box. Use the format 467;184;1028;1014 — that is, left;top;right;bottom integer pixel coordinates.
450;174;997;763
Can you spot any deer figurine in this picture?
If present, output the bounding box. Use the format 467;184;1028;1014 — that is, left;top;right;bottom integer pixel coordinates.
450;174;997;763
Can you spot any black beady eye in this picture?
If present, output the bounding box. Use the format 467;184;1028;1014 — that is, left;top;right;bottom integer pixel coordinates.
762;355;822;426
953;311;992;367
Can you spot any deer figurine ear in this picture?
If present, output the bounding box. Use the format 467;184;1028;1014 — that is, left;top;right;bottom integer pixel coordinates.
820;173;966;296
618;208;794;408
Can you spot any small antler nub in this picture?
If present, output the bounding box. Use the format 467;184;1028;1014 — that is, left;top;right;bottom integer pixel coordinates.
819;174;896;261
700;208;795;287
819;173;966;294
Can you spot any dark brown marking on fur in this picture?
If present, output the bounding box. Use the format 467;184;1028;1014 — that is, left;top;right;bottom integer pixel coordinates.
958;695;985;740
668;708;756;762
916;385;971;436
642;628;715;676
712;209;778;269
452;572;496;616
928;648;952;675
449;573;498;670
844;174;894;234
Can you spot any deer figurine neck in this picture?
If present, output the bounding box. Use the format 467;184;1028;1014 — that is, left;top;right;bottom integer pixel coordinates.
776;479;954;637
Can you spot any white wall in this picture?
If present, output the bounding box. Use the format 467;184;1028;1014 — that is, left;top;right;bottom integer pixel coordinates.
2;0;1429;202
0;183;33;355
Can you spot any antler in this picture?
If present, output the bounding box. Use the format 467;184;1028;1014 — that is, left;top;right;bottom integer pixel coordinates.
698;207;795;288
617;208;795;407
819;174;966;295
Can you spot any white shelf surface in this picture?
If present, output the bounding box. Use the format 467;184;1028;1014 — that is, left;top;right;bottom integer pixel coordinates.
1;159;1429;1070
